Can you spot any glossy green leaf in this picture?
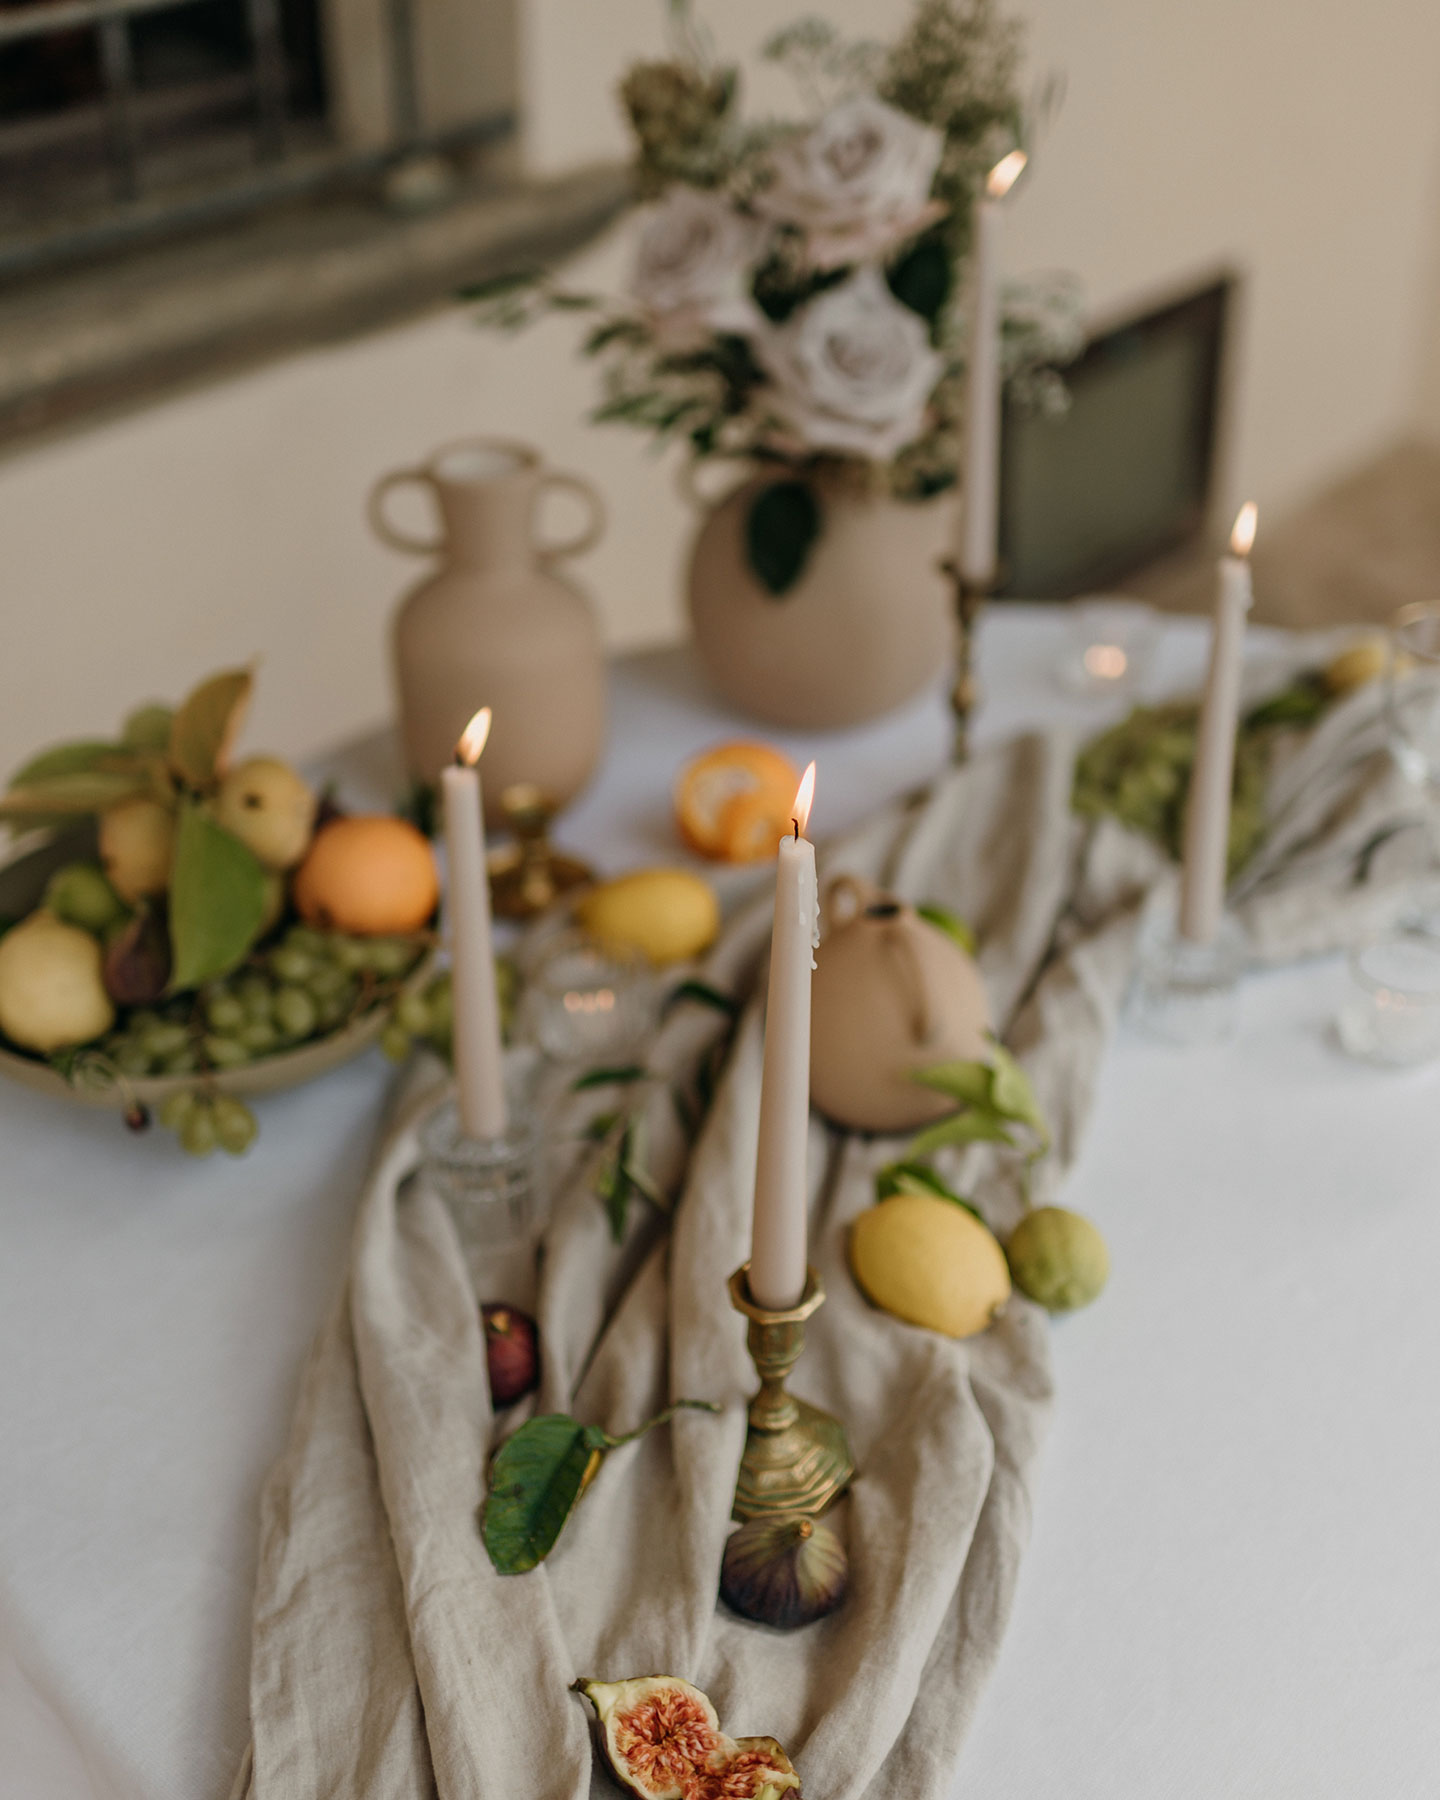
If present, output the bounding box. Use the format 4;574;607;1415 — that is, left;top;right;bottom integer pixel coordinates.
483;1414;605;1575
168;668;251;791
745;480;821;597
915;902;977;955
483;1400;721;1575
167;801;267;991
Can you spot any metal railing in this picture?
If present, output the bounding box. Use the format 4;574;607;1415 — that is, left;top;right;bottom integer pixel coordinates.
0;0;515;279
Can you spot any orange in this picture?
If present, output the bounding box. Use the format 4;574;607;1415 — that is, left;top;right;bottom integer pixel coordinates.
674;741;800;862
293;815;439;936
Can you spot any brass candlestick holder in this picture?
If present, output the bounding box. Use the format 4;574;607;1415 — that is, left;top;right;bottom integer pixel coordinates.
942;558;992;765
728;1263;855;1523
487;783;593;920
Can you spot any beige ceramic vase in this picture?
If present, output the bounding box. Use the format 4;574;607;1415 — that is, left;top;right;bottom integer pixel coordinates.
810;876;992;1134
686;470;956;729
377;439;607;823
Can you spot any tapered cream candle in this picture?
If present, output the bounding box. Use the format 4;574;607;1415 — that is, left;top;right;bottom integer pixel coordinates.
1179;504;1258;944
958;148;1027;586
749;762;819;1312
441;707;508;1139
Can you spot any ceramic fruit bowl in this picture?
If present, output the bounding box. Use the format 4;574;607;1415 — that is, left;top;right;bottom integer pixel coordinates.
0;821;436;1115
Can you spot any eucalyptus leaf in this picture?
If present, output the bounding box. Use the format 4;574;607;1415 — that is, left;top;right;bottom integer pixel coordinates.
915;902;976;955
167;801;267;991
907;1109;1016;1161
745;480;821;597
572;1064;647;1092
168;669;252;792
0;769;152;819
483;1401;722;1573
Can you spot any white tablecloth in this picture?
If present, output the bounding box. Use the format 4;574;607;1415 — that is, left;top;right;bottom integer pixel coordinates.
2;607;1437;1799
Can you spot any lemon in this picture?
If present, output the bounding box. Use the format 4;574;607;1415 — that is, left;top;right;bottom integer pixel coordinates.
1323;636;1387;695
1006;1206;1109;1312
0;912;115;1052
849;1191;1010;1339
575;867;720;965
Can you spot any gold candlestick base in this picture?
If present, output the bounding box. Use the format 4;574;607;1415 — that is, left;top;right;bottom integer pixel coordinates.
486;783;593;920
941;558;992;765
728;1263;855;1523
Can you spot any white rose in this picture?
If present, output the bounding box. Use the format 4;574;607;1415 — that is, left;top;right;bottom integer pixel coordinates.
757;95;945;269
629;188;764;343
754;267;944;461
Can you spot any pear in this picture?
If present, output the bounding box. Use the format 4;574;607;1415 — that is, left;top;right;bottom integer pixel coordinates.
99;797;176;902
0;913;115;1052
214;757;316;872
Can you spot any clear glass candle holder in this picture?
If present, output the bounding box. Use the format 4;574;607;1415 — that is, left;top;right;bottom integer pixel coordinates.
1130;890;1247;1045
1057;599;1161;699
521;930;658;1064
420;1054;542;1280
1337;935;1440;1066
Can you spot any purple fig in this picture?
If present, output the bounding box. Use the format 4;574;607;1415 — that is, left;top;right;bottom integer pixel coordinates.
103;906;171;1006
481;1303;539;1406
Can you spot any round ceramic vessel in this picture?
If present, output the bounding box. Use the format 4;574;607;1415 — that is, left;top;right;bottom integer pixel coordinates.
686;472;956;730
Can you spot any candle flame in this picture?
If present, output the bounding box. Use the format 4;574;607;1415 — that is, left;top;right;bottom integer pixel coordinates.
792;762;817;838
986;149;1027;198
455;706;492;766
1229;502;1258;558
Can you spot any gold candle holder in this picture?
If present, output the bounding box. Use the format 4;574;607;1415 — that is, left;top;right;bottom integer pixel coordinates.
486;783;594;920
728;1263;855;1523
941;558;992;765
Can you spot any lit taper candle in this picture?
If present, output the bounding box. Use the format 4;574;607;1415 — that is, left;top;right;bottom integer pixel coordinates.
441;707;507;1139
749;762;819;1312
1179;504;1258;944
958;148;1027;586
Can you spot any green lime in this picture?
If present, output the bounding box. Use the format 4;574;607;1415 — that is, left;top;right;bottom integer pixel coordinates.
1006;1207;1109;1313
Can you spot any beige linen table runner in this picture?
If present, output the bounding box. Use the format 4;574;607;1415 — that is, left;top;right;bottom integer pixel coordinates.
233;684;1416;1800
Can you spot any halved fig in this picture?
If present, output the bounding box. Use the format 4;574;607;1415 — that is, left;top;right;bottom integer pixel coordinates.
575;1676;723;1800
684;1737;802;1800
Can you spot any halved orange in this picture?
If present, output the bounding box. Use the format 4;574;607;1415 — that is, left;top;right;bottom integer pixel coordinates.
674;741;801;862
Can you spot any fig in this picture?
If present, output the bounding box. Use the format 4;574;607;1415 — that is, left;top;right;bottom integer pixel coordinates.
481;1303;539;1406
720;1515;848;1630
574;1678;801;1800
103;906;172;1007
576;1676;723;1800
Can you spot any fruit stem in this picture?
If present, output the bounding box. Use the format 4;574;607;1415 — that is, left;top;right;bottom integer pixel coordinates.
600;1398;722;1450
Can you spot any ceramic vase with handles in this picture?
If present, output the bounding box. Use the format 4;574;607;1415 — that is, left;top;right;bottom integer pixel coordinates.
685;469;956;730
375;438;607;822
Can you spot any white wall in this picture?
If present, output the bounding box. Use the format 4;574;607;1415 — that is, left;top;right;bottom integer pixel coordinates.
4;0;1440;783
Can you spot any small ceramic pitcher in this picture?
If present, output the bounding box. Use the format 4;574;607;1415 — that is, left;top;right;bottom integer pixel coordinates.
375;438;607;821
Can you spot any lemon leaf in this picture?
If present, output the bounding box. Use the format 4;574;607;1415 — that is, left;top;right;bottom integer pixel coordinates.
907;1109;1016;1161
987;1042;1049;1145
910;1058;995;1108
915;902;976;955
168;801;267;990
0;769;152;818
168;669;252;792
875;1159;984;1222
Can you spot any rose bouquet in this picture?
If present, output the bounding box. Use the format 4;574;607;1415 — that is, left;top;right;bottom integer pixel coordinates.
474;0;1080;593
